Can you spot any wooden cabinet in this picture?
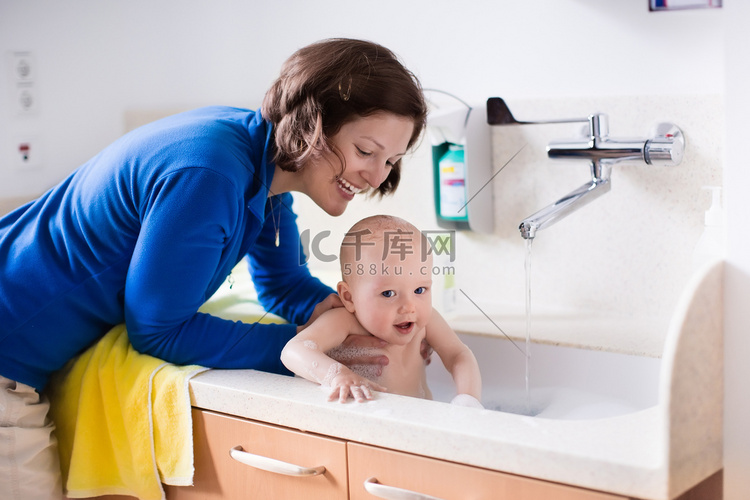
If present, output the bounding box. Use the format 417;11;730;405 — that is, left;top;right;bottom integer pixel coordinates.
160;408;720;500
165;409;348;500
348;442;628;500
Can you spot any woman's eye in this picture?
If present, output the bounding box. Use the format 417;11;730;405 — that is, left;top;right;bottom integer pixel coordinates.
356;147;372;157
381;290;395;298
414;287;427;295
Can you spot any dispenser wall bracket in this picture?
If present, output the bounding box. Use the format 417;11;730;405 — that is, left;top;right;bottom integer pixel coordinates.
427;103;493;233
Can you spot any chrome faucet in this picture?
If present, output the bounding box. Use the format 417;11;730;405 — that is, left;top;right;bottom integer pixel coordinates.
486;98;685;239
519;156;611;240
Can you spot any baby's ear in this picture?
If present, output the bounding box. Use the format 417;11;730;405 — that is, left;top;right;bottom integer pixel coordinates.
336;281;357;313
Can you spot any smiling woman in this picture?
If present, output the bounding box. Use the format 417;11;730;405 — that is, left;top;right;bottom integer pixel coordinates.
0;38;427;500
270;112;416;217
262;38;427;197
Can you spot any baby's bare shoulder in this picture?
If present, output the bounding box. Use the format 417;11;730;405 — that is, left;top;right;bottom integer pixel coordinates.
320;306;360;326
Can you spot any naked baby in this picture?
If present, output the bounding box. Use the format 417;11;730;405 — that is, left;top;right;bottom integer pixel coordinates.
281;215;482;407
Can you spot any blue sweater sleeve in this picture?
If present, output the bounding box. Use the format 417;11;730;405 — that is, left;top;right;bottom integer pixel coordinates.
123;169;304;374
248;193;335;325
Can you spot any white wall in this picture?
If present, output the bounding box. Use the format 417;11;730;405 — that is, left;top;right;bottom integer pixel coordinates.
0;0;723;198
3;1;744;497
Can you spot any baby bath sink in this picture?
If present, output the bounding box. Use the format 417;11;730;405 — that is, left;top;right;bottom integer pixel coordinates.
427;333;661;420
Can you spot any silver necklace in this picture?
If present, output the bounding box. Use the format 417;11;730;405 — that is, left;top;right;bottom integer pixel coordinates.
269;195;281;247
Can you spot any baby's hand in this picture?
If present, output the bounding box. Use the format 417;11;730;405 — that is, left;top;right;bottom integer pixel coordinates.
327;371;386;403
450;394;484;409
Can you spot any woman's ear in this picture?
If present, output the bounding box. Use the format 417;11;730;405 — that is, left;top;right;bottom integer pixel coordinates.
336;281;357;313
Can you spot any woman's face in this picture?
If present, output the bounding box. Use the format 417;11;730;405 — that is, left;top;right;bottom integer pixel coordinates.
301;112;415;216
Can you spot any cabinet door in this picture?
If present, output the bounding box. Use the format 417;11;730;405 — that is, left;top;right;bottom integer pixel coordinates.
348;443;628;500
166;409;348;500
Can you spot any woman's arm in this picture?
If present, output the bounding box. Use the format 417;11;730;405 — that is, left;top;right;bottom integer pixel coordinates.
124;168;305;375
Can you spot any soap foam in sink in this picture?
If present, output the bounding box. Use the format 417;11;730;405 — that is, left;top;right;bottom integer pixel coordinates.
482;387;638;420
535;387;638;420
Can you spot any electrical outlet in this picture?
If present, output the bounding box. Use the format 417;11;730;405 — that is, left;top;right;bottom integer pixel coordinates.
12;52;34;83
7;51;37;115
16;86;36;113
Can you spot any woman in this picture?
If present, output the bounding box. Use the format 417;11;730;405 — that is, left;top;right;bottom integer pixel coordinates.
0;38;427;499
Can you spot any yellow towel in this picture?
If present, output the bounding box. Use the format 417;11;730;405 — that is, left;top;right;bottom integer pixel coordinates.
47;260;287;499
47;324;207;500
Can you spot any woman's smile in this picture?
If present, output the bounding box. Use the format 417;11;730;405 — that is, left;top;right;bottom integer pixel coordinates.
336;177;364;199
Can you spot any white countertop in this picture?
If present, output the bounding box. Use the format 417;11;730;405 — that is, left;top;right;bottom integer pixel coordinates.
189;368;668;499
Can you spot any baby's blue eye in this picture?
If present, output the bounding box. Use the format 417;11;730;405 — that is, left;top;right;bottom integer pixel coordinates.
381;290;395;298
414;287;427;295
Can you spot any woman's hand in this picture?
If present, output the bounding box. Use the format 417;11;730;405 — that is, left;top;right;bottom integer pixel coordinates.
420;338;433;366
326;336;431;373
296;293;343;333
328;335;390;376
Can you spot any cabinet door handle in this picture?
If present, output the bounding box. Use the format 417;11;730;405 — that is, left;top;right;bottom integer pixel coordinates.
229;445;326;477
364;477;446;500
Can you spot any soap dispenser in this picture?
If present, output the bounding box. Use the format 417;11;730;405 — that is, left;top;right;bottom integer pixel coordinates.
426;102;493;233
692;186;725;269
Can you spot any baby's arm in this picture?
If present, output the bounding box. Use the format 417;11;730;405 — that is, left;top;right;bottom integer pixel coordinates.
280;308;386;402
425;308;482;406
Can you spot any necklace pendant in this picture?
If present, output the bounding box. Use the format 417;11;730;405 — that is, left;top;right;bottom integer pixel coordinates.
275;231;280;247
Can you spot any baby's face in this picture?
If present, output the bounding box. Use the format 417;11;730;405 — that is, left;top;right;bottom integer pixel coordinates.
341;238;433;346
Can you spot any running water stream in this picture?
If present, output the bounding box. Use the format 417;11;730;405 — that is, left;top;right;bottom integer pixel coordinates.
524;238;533;415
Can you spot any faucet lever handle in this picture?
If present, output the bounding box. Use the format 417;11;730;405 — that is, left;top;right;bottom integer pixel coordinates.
487;97;589;126
644;123;684;166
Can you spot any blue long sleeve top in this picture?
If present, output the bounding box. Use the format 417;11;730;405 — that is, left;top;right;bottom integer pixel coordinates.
0;107;333;391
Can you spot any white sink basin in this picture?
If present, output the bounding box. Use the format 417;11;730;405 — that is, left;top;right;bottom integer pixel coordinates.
427;332;661;420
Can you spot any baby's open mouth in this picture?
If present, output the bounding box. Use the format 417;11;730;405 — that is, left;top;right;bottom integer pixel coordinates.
395;321;414;334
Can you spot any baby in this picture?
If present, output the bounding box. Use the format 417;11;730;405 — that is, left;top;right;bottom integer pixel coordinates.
281;215;482;407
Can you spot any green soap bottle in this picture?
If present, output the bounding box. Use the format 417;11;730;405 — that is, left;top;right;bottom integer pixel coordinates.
438;145;469;222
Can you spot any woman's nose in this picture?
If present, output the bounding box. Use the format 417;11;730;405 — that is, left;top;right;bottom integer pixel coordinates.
362;163;390;189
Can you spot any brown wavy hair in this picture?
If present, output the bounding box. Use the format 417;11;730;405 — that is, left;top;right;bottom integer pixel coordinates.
261;38;427;196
